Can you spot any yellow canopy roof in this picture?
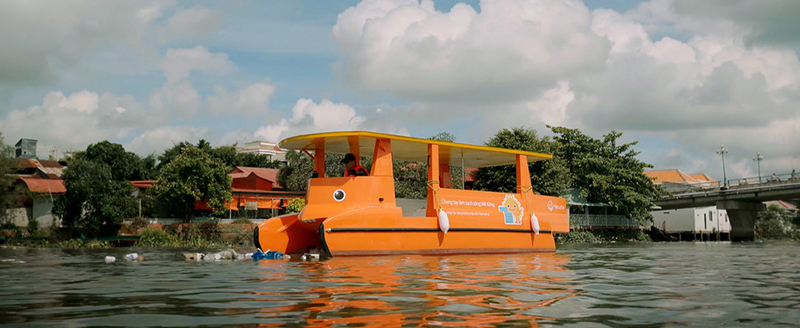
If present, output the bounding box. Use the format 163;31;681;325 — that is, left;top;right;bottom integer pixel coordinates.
279;131;552;168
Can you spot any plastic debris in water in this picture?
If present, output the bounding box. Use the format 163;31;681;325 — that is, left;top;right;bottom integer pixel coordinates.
105;256;116;263
301;253;320;261
125;253;140;261
252;250;283;260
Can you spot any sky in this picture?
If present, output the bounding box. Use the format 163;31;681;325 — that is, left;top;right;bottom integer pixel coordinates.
1;0;799;183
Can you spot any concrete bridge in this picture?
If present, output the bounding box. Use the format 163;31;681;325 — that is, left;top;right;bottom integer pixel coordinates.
655;176;800;241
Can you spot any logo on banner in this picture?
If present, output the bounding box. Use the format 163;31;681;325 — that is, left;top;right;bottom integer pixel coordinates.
547;200;565;212
498;195;523;225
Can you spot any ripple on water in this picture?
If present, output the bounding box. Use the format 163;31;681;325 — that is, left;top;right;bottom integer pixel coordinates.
1;242;799;327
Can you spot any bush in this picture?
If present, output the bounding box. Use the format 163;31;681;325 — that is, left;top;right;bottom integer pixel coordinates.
26;218;39;233
58;238;86;249
556;231;603;243
218;224;253;246
556;229;651;244
136;227;180;247
285;198;306;213
231;218;254;225
130;217;149;230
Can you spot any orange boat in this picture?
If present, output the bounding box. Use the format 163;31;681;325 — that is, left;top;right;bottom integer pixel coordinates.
253;131;569;257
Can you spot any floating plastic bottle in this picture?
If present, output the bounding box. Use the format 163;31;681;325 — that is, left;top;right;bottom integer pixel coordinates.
125;253;139;261
252;250;283;260
301;253;320;261
105;256;116;263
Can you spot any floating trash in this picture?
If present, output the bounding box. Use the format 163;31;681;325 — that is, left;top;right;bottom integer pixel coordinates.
301;253;320;261
105;256;116;263
252;250;283;260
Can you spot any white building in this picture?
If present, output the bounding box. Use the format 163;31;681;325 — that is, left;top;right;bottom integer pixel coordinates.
645;169;731;235
651;206;731;233
238;141;287;162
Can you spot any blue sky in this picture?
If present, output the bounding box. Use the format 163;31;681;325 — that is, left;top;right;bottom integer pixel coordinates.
1;0;799;183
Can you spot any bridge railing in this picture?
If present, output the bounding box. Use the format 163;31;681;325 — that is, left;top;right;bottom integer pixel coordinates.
728;172;799;187
570;214;641;228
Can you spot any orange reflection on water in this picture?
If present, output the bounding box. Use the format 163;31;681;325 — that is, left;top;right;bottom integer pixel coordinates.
255;252;578;327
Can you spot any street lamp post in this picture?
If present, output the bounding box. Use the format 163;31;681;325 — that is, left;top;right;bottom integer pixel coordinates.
716;145;728;187
752;152;764;183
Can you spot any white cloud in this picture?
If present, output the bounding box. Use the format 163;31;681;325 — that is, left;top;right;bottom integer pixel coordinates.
57;90;99;113
162;46;236;84
526;81;574;127
150;80;202;117
164;7;217;41
254;99;366;142
126;126;208;155
0;0;168;86
0;90;161;153
207;79;276;117
333;0;610;102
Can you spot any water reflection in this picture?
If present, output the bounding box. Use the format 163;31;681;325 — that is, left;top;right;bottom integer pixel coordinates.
255;253;577;327
5;243;798;326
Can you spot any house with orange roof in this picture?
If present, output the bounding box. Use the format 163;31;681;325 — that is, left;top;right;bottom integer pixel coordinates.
5;140;67;229
132;166;302;220
646;169;731;238
644;169;718;193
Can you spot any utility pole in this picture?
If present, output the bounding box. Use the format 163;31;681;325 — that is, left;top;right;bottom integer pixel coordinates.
752;152;764;183
716;145;728;187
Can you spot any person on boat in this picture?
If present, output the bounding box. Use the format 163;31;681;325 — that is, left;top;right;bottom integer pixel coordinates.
342;153;368;177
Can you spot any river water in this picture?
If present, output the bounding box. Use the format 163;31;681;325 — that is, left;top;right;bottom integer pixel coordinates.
1;242;798;327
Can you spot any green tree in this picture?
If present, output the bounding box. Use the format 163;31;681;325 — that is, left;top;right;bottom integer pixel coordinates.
394;131;464;199
234;152;282;168
756;204;795;239
53;158;136;237
153;146;232;221
75;141;156;180
210;145;238;170
550;126;665;221
473;128;571;196
278;151;347;191
0;133;19;223
157;140;212;171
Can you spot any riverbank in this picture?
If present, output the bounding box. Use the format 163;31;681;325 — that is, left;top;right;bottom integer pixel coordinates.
0;219;256;249
555;228;652;244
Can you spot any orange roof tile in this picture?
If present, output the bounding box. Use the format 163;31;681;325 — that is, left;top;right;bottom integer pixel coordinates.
689;174;716;182
644;169;697;183
19;177;66;194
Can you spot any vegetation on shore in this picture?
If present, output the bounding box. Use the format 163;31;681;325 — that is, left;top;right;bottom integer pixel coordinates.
1;218;258;248
556;229;652;244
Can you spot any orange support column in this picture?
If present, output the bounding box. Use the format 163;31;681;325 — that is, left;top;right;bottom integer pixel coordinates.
348;136;360;165
516;154;532;193
313;138;326;177
439;148;453;188
371;138;393;177
427;144;440;217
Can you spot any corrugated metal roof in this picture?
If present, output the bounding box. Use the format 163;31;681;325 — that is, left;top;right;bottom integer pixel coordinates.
19;177;66;194
130;180;155;189
645;169;699;184
232;167;281;189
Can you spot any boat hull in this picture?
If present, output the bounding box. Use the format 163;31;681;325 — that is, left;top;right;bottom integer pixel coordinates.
318;206;557;257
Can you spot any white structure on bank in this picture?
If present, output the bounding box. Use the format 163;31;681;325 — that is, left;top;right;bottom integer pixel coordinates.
651;206;731;233
645;169;730;234
238;141;287;162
